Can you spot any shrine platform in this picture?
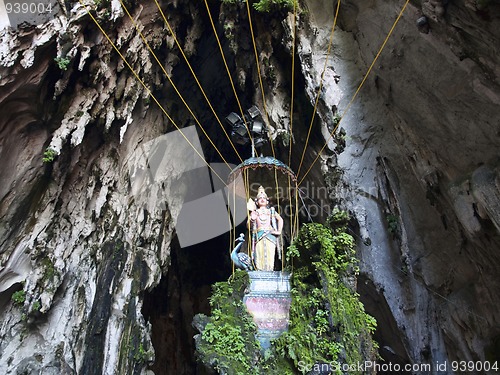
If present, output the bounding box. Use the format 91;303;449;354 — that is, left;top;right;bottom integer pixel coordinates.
243;271;291;350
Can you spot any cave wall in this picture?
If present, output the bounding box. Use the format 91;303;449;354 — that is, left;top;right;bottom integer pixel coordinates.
0;1;231;373
298;0;500;368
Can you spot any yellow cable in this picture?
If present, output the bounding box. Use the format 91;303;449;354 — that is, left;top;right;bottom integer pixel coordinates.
230;182;235;276
292;183;299;272
274;168;280;219
294;181;299;239
78;0;227;185
285;174;292;271
245;169;250;257
243;0;281;220
245;0;276;158
244;169;255;267
203;0;254;146
119;0;232;171
232;180;237;259
153;0;243;162
288;0;297;167
298;0;411;186
287;174;292;239
296;0;340;178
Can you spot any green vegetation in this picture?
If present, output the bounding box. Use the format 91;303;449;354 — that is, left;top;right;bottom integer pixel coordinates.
195;218;378;374
274;130;291;148
221;0;295;13
262;56;277;83
333;125;346;154
196;271;261;374
279;223;377;373
324;165;343;190
476;0;492;10
133;343;148;363
42;148;57;163
12;290;26;306
221;0;239;5
328;207;350;230
333;113;341;126
94;0;111;9
41;256;57;282
223;21;234;34
54;56;71;71
118;323;153;371
386;214;399;235
32;300;41;312
253;0;295;13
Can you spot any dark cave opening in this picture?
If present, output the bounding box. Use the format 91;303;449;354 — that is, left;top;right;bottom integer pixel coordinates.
138;3;352;373
142;233;232;375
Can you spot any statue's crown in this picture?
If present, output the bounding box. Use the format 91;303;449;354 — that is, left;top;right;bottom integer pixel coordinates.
256;186;268;199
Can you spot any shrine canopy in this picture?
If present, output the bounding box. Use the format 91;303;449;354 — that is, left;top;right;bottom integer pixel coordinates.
227;156;299;238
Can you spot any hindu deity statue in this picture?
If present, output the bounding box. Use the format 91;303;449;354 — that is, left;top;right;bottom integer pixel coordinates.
248;186;284;271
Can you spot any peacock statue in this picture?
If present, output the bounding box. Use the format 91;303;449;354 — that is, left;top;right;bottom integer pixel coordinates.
231;233;254;271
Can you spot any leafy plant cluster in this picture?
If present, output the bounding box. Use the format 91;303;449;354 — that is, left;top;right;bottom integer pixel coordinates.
328;207;350;230
41;256;57;282
12;290;26;306
54;57;70;71
221;0;295;13
11;288;42;322
195;271;261;374
275;130;291;148
94;0;112;19
253;0;294;12
133;343;148;363
334;127;347;154
386;214;399;235
277;222;378;373
93;0;113;9
42;147;57;163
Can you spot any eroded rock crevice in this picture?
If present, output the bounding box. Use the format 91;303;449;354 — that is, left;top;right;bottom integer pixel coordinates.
143;234;231;375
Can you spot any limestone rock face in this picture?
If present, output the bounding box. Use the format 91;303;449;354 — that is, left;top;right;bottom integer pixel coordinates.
0;2;192;374
300;0;500;367
0;0;499;373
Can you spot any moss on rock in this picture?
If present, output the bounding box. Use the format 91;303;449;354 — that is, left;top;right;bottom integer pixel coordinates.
194;271;260;374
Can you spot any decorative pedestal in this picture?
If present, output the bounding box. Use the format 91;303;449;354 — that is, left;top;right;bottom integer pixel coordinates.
243;271;291;350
